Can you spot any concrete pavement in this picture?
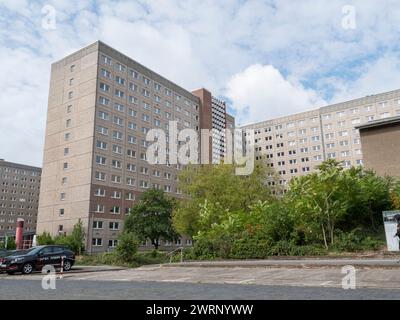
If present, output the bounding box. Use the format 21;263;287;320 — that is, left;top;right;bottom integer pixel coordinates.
1;279;400;300
163;258;400;268
1;259;400;290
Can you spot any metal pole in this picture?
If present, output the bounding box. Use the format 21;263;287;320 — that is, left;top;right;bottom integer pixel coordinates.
59;256;64;279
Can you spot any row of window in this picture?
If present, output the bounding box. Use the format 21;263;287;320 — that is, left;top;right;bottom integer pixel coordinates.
91;237;192;247
0;176;39;183
92;221;120;230
97;104;193;130
0;211;37;216
99;81;197;118
0;226;35;231
98;54;198;110
0;167;39;176
253;104;400;134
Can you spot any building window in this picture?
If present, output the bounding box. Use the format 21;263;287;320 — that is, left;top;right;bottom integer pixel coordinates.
95;155;106;165
63;162;68;170
96;125;109;135
95;204;105;213
94;188;105;197
114;103;125;112
100;83;110;92
116;76;125;86
101;68;111;78
113;130;123;140
113;116;124;126
98;111;109;120
111;175;121;184
126;177;135;186
116;63;125;72
115;89;125;98
64;148;69;156
60;193;66;201
112;160;122;169
109;222;119;230
108;239;118;248
95;172;106;181
96;140;108;150
111;206;120;214
99;97;110;106
93;221;103;229
92;238;103;246
111;191;121;199
102;54;112;65
112;145;123;154
59;208;64;216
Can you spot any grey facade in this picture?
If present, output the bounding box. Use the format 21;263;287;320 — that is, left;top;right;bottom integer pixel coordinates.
241;89;400;192
37;41;233;253
0;160;41;239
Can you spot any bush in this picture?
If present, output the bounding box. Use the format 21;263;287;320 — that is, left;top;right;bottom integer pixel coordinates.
5;237;16;250
230;238;270;259
37;232;54;245
115;232;140;263
332;229;383;252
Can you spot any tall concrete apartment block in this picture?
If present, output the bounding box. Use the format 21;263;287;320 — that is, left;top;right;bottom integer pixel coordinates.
192;88;235;163
37;41;234;253
241;89;400;191
0;160;41;240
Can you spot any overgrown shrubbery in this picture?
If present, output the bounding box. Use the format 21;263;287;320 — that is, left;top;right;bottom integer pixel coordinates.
37;220;85;255
175;160;389;260
76;250;168;267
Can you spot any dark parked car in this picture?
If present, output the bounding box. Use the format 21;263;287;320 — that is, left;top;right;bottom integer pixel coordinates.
0;249;15;263
0;245;75;275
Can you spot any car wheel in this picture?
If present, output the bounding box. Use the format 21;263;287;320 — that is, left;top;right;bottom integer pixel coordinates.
22;263;34;274
63;260;72;271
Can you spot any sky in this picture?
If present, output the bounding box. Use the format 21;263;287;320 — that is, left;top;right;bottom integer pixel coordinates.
1;0;400;167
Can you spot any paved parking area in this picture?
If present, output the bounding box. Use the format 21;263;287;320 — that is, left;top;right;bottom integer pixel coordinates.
1;264;400;289
1;279;400;300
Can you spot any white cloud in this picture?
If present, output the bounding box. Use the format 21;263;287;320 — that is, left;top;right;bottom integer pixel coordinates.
225;64;326;125
1;0;400;165
329;53;400;103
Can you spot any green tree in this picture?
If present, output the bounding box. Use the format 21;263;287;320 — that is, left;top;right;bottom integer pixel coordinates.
69;219;86;255
115;232;140;262
288;160;349;249
37;232;55;245
125;188;178;250
5;237;16;250
173;162;277;236
340;167;392;231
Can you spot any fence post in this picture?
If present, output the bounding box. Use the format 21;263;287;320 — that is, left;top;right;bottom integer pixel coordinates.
59;256;64;279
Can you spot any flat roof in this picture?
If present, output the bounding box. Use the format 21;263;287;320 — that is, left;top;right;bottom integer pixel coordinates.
355;116;400;130
0;159;41;171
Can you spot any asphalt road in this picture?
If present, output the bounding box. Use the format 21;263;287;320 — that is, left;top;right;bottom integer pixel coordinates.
0;279;400;299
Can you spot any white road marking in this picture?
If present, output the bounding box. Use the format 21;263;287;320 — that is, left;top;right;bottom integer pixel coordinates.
321;281;334;286
160;278;191;282
238;278;256;284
